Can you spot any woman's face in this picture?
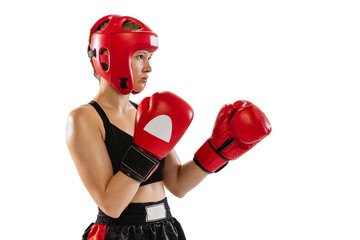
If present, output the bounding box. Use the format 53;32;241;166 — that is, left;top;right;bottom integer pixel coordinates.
131;50;153;93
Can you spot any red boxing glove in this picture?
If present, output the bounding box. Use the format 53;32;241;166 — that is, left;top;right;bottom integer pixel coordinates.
120;91;194;182
194;100;271;173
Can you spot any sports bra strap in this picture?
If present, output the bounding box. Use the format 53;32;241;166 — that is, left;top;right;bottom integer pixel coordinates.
89;100;111;128
129;100;138;109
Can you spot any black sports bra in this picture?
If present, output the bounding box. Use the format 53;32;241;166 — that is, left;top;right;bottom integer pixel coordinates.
89;100;165;186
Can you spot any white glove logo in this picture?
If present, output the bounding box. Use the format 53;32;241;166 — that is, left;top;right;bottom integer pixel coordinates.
144;115;172;143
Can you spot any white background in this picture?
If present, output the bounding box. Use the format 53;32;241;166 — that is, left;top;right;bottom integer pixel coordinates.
1;0;359;239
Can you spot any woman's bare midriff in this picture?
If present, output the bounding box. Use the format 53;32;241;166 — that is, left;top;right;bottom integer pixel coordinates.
130;181;166;203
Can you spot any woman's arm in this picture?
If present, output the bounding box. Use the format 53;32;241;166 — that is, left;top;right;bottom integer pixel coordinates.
66;105;139;218
162;150;208;198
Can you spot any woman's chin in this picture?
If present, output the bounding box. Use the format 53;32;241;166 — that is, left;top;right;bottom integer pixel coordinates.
133;86;145;93
133;82;147;93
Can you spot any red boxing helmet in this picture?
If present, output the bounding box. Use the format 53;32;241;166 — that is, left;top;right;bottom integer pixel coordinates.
88;15;159;95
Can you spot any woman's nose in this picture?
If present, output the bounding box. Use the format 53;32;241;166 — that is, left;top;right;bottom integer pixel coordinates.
143;59;152;72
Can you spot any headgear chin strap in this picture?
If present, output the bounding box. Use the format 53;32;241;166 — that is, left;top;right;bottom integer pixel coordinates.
88;15;159;95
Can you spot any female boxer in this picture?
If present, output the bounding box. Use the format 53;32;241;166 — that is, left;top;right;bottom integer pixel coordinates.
66;15;207;240
66;14;271;240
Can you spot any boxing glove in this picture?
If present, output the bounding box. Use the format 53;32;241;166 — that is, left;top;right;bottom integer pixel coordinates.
120;91;194;182
194;100;271;173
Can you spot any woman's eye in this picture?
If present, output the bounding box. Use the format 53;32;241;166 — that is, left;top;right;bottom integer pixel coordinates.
137;55;144;59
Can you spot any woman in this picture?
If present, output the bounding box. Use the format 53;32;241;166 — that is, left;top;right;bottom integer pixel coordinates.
66;14;271;240
66;15;208;240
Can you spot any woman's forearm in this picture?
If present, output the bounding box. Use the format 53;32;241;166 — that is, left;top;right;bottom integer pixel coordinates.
171;160;208;198
99;172;140;218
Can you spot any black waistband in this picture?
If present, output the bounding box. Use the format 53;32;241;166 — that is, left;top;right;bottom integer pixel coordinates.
96;198;172;225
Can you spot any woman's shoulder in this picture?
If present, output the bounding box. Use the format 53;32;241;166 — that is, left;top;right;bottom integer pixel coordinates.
67;103;101;132
69;103;95;120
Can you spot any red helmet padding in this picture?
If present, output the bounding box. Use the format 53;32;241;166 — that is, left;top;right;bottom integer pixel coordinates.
89;15;158;94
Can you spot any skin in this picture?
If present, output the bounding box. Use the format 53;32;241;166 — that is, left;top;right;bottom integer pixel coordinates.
66;50;208;218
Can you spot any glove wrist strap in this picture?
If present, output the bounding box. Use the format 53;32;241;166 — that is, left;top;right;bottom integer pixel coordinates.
193;139;229;173
120;144;160;183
